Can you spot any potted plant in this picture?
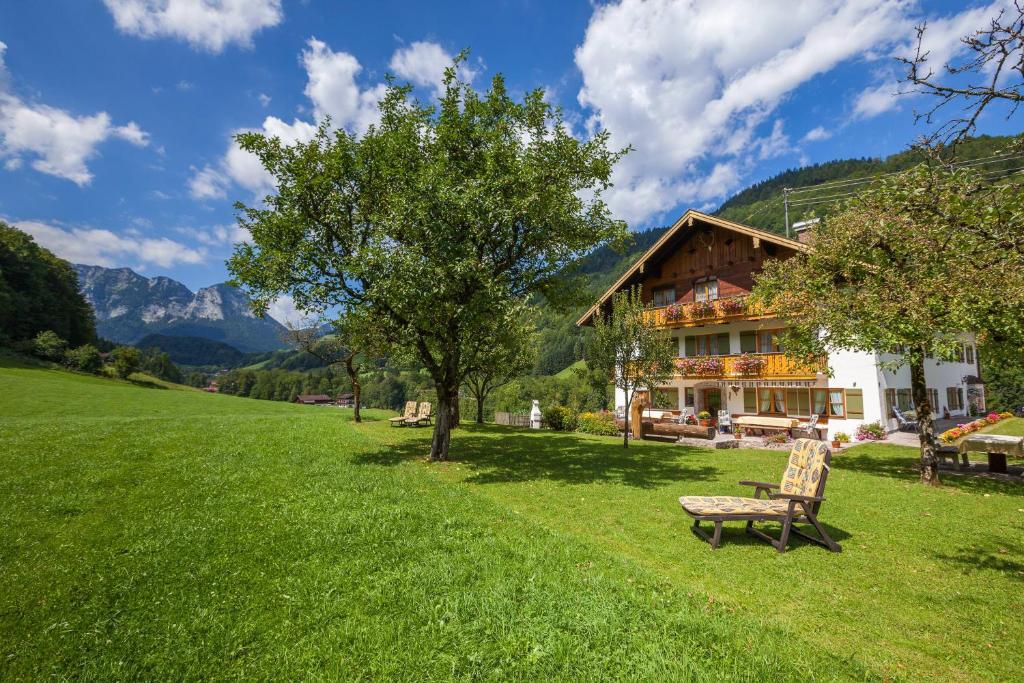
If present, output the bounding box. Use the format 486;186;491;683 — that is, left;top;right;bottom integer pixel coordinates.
832;432;850;449
698;410;711;426
734;426;743;440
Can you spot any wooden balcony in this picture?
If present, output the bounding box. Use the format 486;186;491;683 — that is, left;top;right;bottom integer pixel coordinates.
643;295;774;329
674;353;823;380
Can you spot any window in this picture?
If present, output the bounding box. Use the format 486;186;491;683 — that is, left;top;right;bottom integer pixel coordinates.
652;286;676;307
947;387;964;411
683;333;730;356
884;389;896;419
813;389;829;417
758;329;785;353
829;389;846;418
743;388;757;413
966;345;975;365
785;389;811;416
758;388;786;414
653;388;678;409
694;277;719;302
927;388;939;412
896;389;913;412
846;389;864;419
955;345;965;363
684;387;695;407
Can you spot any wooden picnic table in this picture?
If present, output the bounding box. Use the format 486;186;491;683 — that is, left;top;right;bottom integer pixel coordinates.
957;434;1024;474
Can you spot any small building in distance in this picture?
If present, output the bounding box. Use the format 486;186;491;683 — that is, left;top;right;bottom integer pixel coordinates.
336;392;355;407
295;394;332;405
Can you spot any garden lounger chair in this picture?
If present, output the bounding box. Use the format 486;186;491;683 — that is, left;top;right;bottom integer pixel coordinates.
678;438;841;553
389;401;417;427
405;401;432;426
794;413;819;439
892;407;918;433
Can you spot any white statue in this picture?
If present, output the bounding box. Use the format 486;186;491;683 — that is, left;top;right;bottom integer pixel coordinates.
530;399;542;429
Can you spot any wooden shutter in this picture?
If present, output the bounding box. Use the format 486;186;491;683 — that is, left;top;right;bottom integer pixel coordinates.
684;336;696;356
739;331;756;353
743;388;757;413
846;389;864;419
716;333;730;355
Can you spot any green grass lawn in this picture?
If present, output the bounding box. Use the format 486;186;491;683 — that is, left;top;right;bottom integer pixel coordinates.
988;416;1024;437
1;361;1022;680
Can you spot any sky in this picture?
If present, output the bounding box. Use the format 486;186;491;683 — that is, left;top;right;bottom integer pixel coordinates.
1;0;1020;321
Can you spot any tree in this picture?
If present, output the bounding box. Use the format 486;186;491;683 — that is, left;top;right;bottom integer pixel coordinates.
754;162;1024;485
140;347;184;383
902;3;1024;144
462;307;537;424
228;58;627;460
32;330;67;362
65;344;103;373
586;287;676;449
111;346;141;380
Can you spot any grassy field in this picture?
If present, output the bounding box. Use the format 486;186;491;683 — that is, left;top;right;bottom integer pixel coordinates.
1;360;1022;681
988;417;1024;437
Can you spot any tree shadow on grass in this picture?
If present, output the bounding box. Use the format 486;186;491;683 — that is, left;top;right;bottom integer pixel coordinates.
697;519;852;551
933;537;1024;581
128;378;169;390
356;426;722;489
835;450;1024;497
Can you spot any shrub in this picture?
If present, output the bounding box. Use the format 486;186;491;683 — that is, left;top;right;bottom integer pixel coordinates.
65;344;102;373
543;405;578;432
32;330;67;361
762;432;791;446
834;431;851;443
856;421;886;441
697;410;711;420
111;346;142;379
575;411;619;436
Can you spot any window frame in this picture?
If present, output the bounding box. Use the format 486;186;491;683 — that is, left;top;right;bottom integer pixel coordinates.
693;276;720;303
652;285;676;308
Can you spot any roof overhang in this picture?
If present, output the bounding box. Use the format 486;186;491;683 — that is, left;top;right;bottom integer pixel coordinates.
575;210;809;327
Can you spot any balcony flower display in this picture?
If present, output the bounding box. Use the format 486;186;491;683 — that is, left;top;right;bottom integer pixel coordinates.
732;353;766;375
665;302;685;321
718;296;747;315
676;356;724;376
688;300;715;319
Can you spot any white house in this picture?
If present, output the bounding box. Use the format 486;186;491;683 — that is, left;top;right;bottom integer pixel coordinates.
576;210;984;440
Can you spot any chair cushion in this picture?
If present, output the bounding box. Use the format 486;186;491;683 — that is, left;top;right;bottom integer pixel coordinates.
678;495;801;518
780;438;829;497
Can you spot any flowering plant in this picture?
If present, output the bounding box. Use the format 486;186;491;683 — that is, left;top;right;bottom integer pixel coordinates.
676;356;724;376
938;411;1009;443
856;421;886;441
688;300;715;319
719;297;747;314
732;353;766;375
665;303;685;321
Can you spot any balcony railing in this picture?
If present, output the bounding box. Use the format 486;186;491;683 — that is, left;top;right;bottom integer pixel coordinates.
643;294;773;328
674;352;823;380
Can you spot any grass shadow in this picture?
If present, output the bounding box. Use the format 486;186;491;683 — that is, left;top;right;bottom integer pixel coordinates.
700;519;852;551
836;449;1024;497
933;537;1024;581
357;425;723;489
128;378;169;390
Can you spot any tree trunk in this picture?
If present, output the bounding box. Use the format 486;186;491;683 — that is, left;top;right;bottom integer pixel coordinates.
910;353;940;486
622;390;630;449
476;393;485;424
345;356;361;423
430;384;458;461
451;395;460;429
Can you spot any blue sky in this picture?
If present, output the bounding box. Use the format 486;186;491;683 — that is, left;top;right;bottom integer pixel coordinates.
1;1;1019;318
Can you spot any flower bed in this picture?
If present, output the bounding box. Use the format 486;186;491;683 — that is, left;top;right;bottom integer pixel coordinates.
676;356;724;376
938;411;1014;443
732;353;765;375
856;421;886;441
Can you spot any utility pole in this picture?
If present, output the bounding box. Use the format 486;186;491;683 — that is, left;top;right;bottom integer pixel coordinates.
783;187;791;238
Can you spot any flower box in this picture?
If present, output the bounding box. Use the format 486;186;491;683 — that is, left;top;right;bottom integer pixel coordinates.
676;356;724;376
732;353;766;375
718;297;747;315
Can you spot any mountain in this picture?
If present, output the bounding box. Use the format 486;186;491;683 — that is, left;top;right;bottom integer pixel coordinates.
135;334;254;367
74;265;288;352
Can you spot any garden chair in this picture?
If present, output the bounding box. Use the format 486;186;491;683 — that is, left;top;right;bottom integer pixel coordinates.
794;413;819;439
892;406;918;433
678;438;842;553
389;401;417;427
717;410;732;433
405;401;432;426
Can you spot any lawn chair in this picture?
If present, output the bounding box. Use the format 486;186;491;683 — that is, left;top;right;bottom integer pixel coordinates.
794;413;819;439
892;406;918;433
389;401;417;427
405;401;432;427
678;438;841;553
717;410;732;433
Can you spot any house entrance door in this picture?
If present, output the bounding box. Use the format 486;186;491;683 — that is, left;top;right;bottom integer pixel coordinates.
701;388;722;415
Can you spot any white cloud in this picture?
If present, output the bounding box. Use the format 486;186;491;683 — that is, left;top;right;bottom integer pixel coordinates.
258;93;271;107
267;294;308;326
803;125;832;142
103;0;283;53
388;40;474;96
852;80;900;119
176;80;194;91
303;38;385;133
15;219;206;267
574;0;914;224
187;163;229;199
176;223;250;247
0;42;149;185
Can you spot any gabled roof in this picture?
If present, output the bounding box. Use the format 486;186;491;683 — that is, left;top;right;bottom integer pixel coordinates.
575;210;808;327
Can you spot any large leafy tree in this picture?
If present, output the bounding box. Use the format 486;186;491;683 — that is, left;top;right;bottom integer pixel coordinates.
754;162;1024;485
229;60;626;460
586;287;676;449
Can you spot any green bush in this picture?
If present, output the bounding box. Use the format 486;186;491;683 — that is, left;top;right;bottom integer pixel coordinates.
111;346;142;379
543;405;578;431
575;411;618;436
32;330;67;361
64;344;103;373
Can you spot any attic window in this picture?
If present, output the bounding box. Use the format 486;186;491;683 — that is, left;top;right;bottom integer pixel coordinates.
694;277;719;302
652;286;676;307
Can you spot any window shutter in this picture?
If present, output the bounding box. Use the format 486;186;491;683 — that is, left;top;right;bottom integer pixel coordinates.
716;333;730;355
739;331;756;353
743;388;757;413
684;336;696;356
846;389;864;419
